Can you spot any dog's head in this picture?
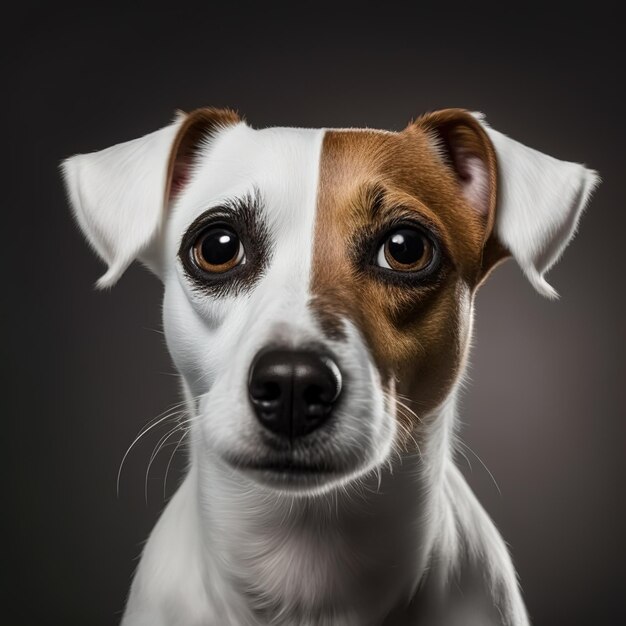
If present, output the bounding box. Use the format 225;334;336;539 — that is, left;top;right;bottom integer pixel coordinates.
63;108;597;493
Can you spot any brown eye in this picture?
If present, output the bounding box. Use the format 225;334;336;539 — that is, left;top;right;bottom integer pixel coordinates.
377;227;433;272
192;225;245;273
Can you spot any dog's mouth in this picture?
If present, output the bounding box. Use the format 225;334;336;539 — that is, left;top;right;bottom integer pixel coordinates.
241;458;336;474
223;452;345;490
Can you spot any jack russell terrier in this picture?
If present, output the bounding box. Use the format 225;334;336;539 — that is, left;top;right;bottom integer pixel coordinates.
62;108;598;626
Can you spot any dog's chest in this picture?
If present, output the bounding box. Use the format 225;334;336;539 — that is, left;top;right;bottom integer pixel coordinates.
214;493;425;625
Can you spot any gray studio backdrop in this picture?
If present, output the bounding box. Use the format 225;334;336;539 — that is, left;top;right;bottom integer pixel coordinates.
5;4;624;625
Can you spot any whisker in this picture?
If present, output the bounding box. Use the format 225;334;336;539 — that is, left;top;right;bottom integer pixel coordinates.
455;444;473;472
116;403;189;497
143;326;166;336
381;390;423;460
143;411;200;504
163;428;191;499
457;439;501;495
145;424;188;504
394;397;423;425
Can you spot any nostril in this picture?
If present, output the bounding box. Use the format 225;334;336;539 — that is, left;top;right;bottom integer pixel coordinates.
252;381;282;403
302;384;322;404
302;385;333;416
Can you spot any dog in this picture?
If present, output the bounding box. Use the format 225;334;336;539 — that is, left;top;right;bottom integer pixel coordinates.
62;108;598;625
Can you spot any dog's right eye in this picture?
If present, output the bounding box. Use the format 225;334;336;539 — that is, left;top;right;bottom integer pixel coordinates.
191;224;245;274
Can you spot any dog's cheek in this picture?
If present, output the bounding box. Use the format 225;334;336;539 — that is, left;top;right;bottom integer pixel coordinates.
162;282;225;395
360;280;471;433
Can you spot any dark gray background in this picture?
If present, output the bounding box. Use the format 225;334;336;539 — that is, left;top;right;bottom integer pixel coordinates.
4;3;624;625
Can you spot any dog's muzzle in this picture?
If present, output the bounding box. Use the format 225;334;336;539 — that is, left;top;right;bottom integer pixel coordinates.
248;348;342;440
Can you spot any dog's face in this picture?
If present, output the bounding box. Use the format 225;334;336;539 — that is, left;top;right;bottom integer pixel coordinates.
63;108;597;493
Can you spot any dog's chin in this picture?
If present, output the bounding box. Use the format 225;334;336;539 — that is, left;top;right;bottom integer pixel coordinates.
222;453;355;494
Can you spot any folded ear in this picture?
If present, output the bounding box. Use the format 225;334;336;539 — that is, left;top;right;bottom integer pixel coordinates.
478;115;600;298
415;108;599;298
61;107;240;288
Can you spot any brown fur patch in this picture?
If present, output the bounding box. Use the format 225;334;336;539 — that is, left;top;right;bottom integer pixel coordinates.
310;294;348;341
311;110;499;442
165;107;241;201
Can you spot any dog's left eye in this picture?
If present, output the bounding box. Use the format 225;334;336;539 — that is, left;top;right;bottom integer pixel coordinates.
376;227;435;273
191;225;245;274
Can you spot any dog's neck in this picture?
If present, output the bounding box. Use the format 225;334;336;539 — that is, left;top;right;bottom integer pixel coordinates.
190;401;454;625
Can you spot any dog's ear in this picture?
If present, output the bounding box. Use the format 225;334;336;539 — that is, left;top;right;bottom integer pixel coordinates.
61;107;240;288
416;109;599;298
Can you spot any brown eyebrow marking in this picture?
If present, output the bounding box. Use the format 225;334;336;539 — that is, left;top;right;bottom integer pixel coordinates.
361;182;387;220
346;182;451;257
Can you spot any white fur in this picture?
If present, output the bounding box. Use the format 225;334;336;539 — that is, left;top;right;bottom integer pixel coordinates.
62;112;597;625
61;118;184;288
476;116;600;298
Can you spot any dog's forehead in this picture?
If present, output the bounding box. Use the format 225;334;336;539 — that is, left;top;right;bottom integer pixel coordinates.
176;123;325;228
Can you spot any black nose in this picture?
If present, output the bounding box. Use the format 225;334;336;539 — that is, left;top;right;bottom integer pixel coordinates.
248;349;342;439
